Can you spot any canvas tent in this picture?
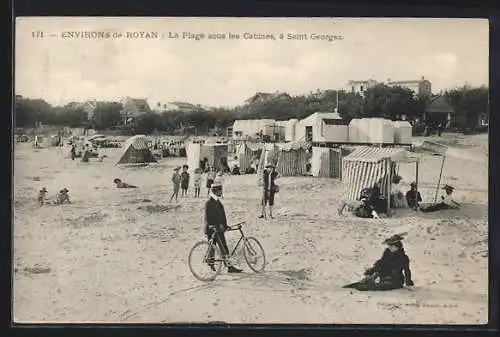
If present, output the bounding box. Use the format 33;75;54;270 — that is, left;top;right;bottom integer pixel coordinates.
201;143;229;171
186;142;202;174
311;147;356;178
342;146;419;215
311;147;342;178
236;142;264;172
116;135;157;165
186;142;229;172
258;142;309;177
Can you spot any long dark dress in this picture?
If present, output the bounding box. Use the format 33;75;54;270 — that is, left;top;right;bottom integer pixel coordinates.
343;247;413;291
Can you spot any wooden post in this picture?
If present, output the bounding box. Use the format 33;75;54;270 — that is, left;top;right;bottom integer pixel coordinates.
433;155;446;203
338;148;342;180
386;158;392;217
415;160;419;191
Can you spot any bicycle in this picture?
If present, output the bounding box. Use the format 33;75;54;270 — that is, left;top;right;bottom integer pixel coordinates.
188;221;266;281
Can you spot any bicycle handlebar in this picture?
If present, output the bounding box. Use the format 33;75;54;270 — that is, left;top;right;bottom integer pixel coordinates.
208;221;246;232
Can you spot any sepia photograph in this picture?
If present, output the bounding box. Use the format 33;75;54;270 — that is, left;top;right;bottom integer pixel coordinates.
13;17;489;324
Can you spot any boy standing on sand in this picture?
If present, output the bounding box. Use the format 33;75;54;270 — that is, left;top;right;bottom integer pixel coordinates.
180;165;190;197
170;167;181;202
37;187;48;205
206;167;216;196
193;168;202;198
213;171;225;199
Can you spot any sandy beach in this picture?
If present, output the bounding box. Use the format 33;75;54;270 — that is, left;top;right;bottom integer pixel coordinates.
13;133;489;324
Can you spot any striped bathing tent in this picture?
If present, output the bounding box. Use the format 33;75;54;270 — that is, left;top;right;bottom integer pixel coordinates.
342;146;418;202
258;142;310;177
237;142;264;172
116;135;157;165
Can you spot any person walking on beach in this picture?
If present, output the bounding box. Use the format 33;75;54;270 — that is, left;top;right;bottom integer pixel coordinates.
206;167;216;196
70;144;76;160
259;163;279;219
170;167;181;202
193;168;202;198
204;182;242;273
180;165;190;197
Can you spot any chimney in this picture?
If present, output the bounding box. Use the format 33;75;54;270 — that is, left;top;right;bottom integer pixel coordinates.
421;76;425;80
387;78;391;83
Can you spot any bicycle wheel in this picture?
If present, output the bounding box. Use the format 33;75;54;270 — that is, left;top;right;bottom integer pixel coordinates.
188;241;223;282
243;237;266;273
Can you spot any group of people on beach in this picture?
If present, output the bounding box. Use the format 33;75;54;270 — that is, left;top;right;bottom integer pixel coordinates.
37;187;71;205
338;176;461;219
168;165;225;203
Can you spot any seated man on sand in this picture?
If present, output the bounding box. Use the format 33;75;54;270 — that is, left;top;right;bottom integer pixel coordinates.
405;182;422;210
113;178;138;189
419;184;461;213
338;196;380;219
55;188;71;204
343;234;414;291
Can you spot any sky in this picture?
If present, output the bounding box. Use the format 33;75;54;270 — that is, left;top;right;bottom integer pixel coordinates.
15;17;489;108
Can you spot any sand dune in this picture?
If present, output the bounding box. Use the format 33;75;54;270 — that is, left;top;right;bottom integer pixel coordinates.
13;134;488;324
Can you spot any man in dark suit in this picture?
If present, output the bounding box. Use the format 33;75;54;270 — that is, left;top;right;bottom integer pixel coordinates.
204;182;242;273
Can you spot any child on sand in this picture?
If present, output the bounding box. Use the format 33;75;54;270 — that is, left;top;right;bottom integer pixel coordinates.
55;188;71;204
180;165;190;197
113;178;138;188
37;187;48;205
213;171;225;199
193;168;202;198
170;167;181;202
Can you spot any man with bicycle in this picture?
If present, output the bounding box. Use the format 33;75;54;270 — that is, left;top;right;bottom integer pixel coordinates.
204;182;242;273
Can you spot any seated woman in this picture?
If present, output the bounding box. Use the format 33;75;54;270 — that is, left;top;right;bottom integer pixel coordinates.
390;175;407;209
343;234;414;291
113;178;138;188
420;184;461;213
338;196;380;219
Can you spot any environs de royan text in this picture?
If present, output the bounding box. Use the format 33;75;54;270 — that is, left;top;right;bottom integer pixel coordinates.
57;31;343;41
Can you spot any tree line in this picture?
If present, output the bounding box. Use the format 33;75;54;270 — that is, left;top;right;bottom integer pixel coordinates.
14;83;488;134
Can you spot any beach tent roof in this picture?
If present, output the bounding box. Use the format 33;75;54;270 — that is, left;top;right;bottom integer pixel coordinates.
416;140;448;156
343;146;418;163
87;134;106;141
244;142;265;151
123;135;150;150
